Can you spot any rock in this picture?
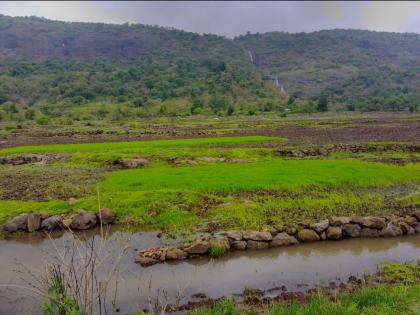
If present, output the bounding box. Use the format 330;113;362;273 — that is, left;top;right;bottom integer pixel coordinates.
312;219;329;233
399;222;412;234
270;227;279;236
226;231;243;241
185;240;210;255
70;211;98;230
117;158;149;169
326;226;342;240
403;216;417;226
411;211;420;221
98;208;116;225
41;215;64;231
296;229;320;242
285;226;297;235
135;255;159;267
270;233;299;247
320;231;326;240
209;236;230;251
414;223;420;234
247;240;269;250
243;231;272;241
342;224;361;238
352;216;386;229
68;197;78;205
382;223;403;237
165;247;187;260
231;240;247;250
360;228;379;238
329;216;350;226
27;213;42;232
3;214;28;233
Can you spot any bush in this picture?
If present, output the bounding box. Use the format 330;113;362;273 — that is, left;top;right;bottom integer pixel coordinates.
209;245;225;258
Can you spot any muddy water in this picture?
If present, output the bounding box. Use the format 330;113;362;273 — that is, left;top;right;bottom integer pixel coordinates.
0;229;419;315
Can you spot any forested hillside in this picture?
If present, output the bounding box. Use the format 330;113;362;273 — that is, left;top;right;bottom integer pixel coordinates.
235;30;420;112
0;15;282;120
0;15;420;123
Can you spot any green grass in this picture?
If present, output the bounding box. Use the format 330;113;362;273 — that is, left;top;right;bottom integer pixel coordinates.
101;160;420;192
0;136;282;155
209;245;226;258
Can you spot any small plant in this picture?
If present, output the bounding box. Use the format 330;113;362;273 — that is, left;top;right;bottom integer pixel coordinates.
209;244;225;258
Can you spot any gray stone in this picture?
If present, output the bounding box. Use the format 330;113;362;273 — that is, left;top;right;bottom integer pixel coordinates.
414;223;420;234
360;228;379;238
326;226;342;240
226;231;243;241
98;208;117;225
352;215;386;229
41;215;64;231
231;240;247;250
297;229;320;242
382;223;403;237
270;233;299;247
342;224;361;238
185;240;210;254
243;231;272;241
117;158;149;169
27;213;42;232
209;236;230;251
329;216;350;226
312;219;329;233
70;211;98;230
247;240;269;250
3;214;28;233
411;211;420;221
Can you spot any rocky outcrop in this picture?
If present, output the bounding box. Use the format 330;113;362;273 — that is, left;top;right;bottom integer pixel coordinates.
115;158;149;169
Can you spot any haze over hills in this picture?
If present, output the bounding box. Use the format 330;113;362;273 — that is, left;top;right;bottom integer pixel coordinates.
0;15;419;122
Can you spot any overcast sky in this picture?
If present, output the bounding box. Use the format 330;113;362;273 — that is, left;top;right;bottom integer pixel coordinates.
1;1;420;37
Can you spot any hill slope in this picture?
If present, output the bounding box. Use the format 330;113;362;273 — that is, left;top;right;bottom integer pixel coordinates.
235;29;420;111
0;15;281;119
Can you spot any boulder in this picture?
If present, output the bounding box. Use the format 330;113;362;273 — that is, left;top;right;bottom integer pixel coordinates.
312;219;329;233
209;236;230;251
411;211;420;221
285;226;297;235
70;211;98;230
226;231;243;241
3;214;28;233
165;247;187;260
41;215;64;231
329;216;350;226
326;226;342;240
243;231;272;241
98;208;117;225
270;233;299;247
360;228;379;238
184;240;210;255
231;240;247;250
297;229;320;242
342;224;361;238
352;216;386;229
27;213;42;232
135;255;159;267
62;218;73;228
247;240;269;250
117;158;149;169
403;216;417;226
382;223;403;237
399;222;413;235
414;223;420;234
320;231;326;240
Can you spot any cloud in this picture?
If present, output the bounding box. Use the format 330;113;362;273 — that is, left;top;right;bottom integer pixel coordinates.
0;1;419;37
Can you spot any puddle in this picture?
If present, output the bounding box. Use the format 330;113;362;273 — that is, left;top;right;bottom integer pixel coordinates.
0;229;419;314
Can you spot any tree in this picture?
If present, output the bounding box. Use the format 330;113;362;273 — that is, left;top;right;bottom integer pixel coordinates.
317;95;329;112
227;105;235;116
25;109;36;120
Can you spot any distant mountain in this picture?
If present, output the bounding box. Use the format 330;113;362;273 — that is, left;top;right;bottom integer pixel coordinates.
0;15;419;121
235;30;420;111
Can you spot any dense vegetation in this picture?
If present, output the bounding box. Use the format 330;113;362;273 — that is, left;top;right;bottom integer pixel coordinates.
236;30;420;112
1;15;420;124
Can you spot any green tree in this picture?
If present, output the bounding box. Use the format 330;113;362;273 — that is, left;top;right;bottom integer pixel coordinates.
317;95;329;112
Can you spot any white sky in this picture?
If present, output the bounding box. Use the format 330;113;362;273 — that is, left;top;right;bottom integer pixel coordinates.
1;1;420;37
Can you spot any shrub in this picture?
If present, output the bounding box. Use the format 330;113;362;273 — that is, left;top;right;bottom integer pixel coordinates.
209;245;225;258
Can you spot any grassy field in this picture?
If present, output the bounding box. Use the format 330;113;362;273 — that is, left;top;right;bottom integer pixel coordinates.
1;117;419;234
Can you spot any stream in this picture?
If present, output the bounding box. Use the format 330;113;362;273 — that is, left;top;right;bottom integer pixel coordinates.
0;228;419;314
